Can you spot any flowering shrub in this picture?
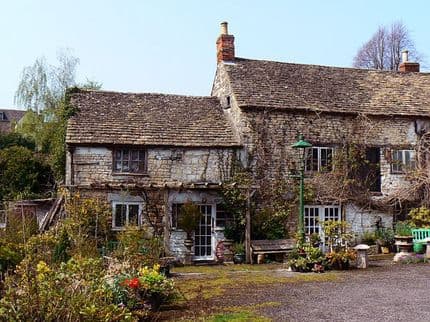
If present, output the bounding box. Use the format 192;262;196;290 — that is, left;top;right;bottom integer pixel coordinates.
110;264;176;312
0;257;133;321
325;249;356;270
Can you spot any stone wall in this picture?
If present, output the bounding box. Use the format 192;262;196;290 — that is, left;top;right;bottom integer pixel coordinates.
213;62;420;235
67;146;235;187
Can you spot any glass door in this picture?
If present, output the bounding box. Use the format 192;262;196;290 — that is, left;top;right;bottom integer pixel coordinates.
194;205;214;260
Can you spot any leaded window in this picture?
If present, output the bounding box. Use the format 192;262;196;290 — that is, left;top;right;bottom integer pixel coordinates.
305;147;334;172
112;202;142;230
391;149;415;174
113;149;146;173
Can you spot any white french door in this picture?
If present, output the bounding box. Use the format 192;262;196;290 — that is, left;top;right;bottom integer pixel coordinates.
193;205;215;260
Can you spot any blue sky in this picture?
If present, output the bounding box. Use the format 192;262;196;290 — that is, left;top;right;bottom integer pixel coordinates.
1;0;429;108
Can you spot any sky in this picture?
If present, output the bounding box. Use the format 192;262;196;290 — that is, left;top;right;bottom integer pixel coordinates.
1;0;429;108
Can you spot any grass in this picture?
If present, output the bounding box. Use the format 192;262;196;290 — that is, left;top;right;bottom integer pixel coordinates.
173;264;338;301
172;263;284;274
205;311;271;322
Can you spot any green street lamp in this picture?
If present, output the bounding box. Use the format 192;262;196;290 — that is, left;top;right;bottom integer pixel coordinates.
292;134;312;242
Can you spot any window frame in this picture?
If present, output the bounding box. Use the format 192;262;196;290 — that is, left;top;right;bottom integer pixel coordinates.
111;201;143;230
0;112;5;121
112;148;147;174
391;149;416;174
304;205;342;237
305;146;334;173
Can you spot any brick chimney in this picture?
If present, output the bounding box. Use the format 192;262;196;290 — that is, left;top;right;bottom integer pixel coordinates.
399;50;420;73
216;22;235;63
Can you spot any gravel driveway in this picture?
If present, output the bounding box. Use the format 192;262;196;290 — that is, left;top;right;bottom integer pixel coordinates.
252;263;430;321
167;261;430;321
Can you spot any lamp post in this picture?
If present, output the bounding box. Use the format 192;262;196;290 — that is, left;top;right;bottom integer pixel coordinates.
292;134;312;242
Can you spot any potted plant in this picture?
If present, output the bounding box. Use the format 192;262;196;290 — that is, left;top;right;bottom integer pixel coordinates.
393;221;413;262
376;228;394;254
178;201;202;263
232;242;245;264
287;243;325;272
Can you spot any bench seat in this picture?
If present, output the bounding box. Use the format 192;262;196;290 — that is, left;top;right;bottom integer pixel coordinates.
250;239;295;264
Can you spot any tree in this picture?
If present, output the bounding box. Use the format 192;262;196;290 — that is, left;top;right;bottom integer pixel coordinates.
14;49;101;181
0;132;35;150
0;146;53;201
353;21;422;71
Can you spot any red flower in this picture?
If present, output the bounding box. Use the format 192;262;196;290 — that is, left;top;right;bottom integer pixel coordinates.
127;277;140;289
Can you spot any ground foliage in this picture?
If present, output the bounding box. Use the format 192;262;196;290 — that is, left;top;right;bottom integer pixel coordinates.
0;194;176;320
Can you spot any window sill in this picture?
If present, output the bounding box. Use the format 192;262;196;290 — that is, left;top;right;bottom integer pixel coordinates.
112;172;149;177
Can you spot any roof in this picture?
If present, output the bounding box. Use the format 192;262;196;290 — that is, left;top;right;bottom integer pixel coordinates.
223;58;430;117
0;109;26;133
66;90;240;147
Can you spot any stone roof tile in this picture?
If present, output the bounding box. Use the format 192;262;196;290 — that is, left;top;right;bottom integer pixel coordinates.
224;58;430;117
66;90;240;147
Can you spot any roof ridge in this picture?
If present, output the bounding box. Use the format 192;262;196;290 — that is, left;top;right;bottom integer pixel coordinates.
233;57;430;76
74;89;218;99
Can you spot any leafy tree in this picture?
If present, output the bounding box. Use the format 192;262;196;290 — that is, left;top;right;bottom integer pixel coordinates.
0;146;53;201
353;21;423;71
0;132;35;150
14;49;101;180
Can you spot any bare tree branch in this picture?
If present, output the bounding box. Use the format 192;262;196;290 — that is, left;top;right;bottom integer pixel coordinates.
353;21;423;71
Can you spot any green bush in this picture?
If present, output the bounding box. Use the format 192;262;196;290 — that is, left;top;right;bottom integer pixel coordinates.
0;257;134;321
287;243;325;272
63;193;113;257
395;221;412;236
113;228;164;269
0;242;22;273
408;206;430;228
252;207;289;240
0;146;53;201
361;231;377;245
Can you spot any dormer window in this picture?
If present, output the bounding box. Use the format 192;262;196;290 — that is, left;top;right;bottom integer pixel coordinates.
0;112;6;121
113;148;147;173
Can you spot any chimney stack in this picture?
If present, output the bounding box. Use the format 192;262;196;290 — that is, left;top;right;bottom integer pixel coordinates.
216;22;235;63
399;50;420;73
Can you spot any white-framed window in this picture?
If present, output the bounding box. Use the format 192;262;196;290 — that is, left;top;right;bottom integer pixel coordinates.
304;205;341;236
391;149;415;174
113;148;147;173
0;112;5;121
305;147;334;172
112;202;142;230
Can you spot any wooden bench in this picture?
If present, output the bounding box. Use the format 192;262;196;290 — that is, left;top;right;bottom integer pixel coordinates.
412;228;430;253
250;239;295;264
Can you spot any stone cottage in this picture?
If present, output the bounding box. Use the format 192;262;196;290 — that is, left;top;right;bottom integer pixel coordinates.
66;22;430;262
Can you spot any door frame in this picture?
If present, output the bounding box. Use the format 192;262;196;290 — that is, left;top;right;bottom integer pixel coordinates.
193;204;216;261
